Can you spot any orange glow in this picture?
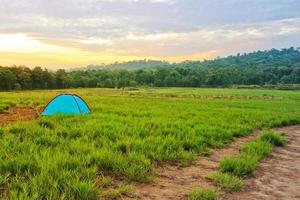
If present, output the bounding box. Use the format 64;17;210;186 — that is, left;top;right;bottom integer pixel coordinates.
0;33;215;68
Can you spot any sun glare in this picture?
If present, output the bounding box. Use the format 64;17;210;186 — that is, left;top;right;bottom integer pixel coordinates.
0;33;213;68
0;33;62;53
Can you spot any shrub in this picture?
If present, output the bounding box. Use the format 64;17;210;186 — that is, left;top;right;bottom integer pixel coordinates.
219;155;258;177
188;188;218;200
207;172;244;192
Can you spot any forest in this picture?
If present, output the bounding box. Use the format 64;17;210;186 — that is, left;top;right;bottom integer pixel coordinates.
0;47;299;90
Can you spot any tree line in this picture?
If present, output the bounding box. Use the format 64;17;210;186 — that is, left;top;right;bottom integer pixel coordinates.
0;47;299;90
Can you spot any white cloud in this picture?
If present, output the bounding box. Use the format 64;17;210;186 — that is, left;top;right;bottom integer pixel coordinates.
79;37;113;46
126;32;179;41
0;0;299;64
0;33;61;53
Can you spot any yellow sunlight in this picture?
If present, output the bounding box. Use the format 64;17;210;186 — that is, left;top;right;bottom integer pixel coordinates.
0;33;213;68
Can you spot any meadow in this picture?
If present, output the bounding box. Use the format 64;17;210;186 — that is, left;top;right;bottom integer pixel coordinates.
0;88;299;199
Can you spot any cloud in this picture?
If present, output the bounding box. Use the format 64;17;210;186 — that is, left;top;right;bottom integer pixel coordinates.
79;38;113;46
126;32;179;41
0;0;299;68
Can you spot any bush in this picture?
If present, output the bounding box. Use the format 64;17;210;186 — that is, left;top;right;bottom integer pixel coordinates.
219;155;258;177
188;188;218;200
207;172;244;192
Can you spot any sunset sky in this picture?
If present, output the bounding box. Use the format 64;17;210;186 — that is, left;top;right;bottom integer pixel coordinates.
0;0;300;69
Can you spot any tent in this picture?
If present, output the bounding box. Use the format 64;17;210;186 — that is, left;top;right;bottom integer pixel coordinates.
42;94;91;116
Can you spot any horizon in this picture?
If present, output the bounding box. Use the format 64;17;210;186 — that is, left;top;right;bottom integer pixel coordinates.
1;0;300;69
2;46;299;71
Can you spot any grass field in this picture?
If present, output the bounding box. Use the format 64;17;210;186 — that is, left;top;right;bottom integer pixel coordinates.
0;88;299;199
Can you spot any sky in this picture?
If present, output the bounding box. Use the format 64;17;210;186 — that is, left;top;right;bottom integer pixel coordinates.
0;0;300;69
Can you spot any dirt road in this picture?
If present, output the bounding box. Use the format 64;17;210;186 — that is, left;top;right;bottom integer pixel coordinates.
223;125;300;200
126;125;300;200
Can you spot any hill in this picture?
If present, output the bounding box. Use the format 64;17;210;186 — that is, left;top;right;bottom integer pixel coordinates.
0;47;299;90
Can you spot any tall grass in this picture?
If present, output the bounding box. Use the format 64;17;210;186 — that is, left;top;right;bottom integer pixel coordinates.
0;101;15;112
188;188;218;200
0;88;299;199
207;172;244;192
219;130;286;177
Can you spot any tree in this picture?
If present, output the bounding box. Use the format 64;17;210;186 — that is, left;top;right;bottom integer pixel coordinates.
55;69;69;88
31;66;45;89
0;68;16;90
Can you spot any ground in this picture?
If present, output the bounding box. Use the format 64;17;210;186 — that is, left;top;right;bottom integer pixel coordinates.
125;125;300;199
0;88;299;199
0;107;38;126
223;125;300;200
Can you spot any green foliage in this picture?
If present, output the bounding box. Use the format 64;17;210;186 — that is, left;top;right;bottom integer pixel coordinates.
188;188;218;200
207;172;244;192
1;47;300;90
0;88;298;199
260;130;286;146
0;68;16;90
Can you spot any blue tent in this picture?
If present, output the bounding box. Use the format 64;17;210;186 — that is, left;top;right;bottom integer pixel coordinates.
42;94;91;116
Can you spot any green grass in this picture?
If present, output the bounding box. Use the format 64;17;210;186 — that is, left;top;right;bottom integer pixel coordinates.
219;155;258;177
260;130;287;146
241;140;273;159
99;176;112;188
188;188;218;200
0;101;15;112
0;88;299;199
102;184;132;200
219;130;287;177
207;172;244;192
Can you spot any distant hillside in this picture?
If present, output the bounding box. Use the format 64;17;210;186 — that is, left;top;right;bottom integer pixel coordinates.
175;47;300;69
71;60;170;71
1;47;299;90
71;47;300;71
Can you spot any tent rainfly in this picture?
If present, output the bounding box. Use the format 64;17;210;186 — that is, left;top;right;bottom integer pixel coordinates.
42;94;91;116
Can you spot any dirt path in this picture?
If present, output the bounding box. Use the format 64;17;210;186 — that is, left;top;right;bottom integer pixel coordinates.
125;125;300;200
125;130;263;200
0;107;38;126
223;125;300;200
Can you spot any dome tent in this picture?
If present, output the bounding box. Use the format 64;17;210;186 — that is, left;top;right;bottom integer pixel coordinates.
42;94;91;116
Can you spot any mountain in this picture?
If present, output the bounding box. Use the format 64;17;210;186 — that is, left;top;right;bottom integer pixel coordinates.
1;47;299;90
69;47;300;71
81;60;170;71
